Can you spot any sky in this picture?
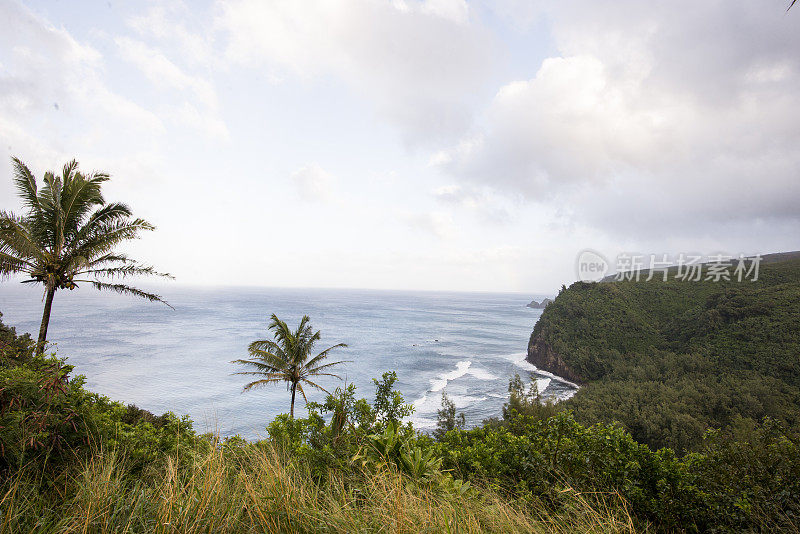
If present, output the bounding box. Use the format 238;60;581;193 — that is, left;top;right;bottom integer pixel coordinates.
1;0;798;293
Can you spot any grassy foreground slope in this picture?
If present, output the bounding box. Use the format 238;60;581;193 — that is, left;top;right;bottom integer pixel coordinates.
0;314;635;533
528;253;800;452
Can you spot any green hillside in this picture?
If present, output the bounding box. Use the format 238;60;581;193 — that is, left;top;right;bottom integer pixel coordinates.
528;253;800;452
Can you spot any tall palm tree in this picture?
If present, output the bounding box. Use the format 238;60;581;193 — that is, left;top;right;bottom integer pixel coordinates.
232;314;349;418
0;157;172;354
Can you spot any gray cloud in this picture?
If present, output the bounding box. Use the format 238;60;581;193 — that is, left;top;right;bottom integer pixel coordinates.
216;0;497;146
437;0;800;237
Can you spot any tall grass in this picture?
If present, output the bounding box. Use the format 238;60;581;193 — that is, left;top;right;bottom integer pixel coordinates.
0;443;636;533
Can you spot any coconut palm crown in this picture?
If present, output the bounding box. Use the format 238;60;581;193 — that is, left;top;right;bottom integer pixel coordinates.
0;157;172;353
232;314;349;418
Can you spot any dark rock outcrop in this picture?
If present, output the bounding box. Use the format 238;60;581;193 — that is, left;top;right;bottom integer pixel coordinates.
526;332;583;384
526;297;552;309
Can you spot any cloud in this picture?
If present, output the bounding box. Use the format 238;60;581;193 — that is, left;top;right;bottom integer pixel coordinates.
402;210;457;239
433;184;513;223
115;37;217;108
173;102;230;141
0;0;167;203
114;36;228;140
291;164;336;201
0;2;163;134
126;3;213;66
437;0;800;235
215;0;495;145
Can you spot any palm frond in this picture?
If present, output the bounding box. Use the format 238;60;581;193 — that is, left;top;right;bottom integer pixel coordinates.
69;218;156;262
230;358;281;372
296;382;309;403
69;202;133;247
80;264;173;280
300;379;330;395
0;252;33;279
248;339;286;356
304;360;351;376
244;348;288;370
268;314;294;347
65;252;132;273
233;371;287;381
61;170;108;241
86;281;173;309
11;157;39;211
41;171;65;253
242;378;285;392
302;372;344;381
304;343;349;369
0;212;47;263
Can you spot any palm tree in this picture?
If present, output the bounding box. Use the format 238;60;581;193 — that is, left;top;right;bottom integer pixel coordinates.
232;314;349;418
0;157;172;354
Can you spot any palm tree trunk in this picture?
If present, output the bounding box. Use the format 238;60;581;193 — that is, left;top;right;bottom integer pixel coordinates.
290;383;297;418
36;284;56;355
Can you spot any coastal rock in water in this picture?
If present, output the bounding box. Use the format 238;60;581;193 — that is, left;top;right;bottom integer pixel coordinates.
526;298;553;309
526;333;583;384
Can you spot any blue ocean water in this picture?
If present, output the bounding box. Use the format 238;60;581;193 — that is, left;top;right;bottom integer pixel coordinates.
0;284;576;439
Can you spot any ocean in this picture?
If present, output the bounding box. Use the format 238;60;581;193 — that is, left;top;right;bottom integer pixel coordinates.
0;284;576;439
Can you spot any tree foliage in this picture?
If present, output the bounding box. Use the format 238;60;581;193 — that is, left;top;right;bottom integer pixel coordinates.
530;257;800;452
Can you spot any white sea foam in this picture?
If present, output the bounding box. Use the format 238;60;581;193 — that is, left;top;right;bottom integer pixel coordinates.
428;360;498;392
536;378;552;393
532;368;580;389
430;360;472;392
469;366;498;380
411;359;499;427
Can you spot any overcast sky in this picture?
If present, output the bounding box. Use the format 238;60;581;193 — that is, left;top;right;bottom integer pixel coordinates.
1;0;798;293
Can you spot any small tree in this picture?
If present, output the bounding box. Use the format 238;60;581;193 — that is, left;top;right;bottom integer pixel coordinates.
372;371;414;427
232;314;348;418
502;373;560;421
434;391;465;440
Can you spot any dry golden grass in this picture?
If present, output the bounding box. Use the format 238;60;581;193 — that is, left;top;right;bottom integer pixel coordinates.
0;443;638;533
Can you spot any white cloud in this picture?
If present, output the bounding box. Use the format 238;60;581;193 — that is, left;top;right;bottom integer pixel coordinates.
418;0;470;25
114;36;228;140
439;0;800;235
216;0;495;145
0;0;166;201
402;210;457;239
291;164;336;201
0;2;162;133
115;37;217;108
433;184;513;223
127;4;213;66
173;102;230;141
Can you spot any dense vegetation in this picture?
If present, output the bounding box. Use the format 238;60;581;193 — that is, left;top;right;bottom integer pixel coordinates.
530;255;800;454
2;313;799;532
